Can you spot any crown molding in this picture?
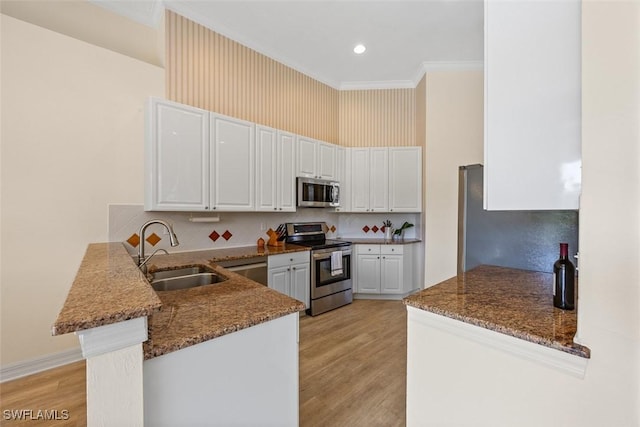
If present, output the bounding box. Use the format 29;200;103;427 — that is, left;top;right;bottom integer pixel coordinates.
339;80;417;91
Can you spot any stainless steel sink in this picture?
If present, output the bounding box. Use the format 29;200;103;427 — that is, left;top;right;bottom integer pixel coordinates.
150;266;211;281
149;266;228;292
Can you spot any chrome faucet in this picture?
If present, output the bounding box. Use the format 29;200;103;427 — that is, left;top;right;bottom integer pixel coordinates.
138;219;179;268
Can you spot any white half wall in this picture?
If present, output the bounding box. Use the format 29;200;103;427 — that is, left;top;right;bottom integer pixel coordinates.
423;70;484;287
0;14;164;366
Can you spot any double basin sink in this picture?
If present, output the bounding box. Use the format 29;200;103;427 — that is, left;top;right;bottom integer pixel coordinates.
148;265;228;292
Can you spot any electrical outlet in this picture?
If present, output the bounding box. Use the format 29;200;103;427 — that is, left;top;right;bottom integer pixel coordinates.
260;222;266;231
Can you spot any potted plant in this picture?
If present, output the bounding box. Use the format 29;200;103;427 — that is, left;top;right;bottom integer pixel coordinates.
393;221;414;240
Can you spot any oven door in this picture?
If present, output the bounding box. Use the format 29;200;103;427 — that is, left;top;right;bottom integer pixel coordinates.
311;248;352;299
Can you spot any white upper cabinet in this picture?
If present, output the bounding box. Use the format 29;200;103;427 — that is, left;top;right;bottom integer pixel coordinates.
350;148;371;212
349;147;422;213
351;148;388;212
334;147;350;212
484;0;581;210
369;148;389;212
210;113;255;211
277;131;297;212
256;125;296;212
145;98;210;211
297;137;317;178
255;125;278;211
317;141;337;179
389;147;422;212
296;137;337;180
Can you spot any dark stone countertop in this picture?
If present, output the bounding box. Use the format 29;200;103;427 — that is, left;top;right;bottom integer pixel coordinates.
403;265;590;358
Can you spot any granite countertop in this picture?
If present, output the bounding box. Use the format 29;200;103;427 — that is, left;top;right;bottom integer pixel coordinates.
403;265;590;358
53;242;308;359
52;243;162;336
338;237;421;245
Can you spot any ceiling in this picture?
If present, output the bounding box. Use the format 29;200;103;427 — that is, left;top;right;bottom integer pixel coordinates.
163;0;484;89
3;0;484;90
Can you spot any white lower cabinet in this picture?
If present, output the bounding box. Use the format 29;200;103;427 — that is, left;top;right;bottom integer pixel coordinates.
354;244;413;297
268;251;310;308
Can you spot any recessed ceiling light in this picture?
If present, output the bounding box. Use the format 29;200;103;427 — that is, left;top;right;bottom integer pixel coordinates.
353;44;366;54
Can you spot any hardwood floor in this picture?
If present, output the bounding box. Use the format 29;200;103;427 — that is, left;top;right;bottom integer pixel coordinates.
0;300;407;426
299;300;407;427
0;361;86;426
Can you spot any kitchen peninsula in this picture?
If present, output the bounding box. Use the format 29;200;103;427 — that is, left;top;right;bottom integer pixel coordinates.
53;242;308;426
403;265;591;426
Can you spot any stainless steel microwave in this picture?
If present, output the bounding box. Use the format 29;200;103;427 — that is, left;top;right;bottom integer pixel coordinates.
297;177;340;208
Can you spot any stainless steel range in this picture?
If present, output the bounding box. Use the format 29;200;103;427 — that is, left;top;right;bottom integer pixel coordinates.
285;222;352;316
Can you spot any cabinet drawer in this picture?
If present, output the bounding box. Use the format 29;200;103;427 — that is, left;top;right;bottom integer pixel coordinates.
381;245;403;255
357;245;381;255
268;251;310;269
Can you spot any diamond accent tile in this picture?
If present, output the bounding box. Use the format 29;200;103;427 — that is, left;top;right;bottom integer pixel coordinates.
126;233;140;248
362;225;370;233
330;225;336;233
222;230;233;241
209;230;220;242
381;225;386;233
146;233;161;246
372;225;379;233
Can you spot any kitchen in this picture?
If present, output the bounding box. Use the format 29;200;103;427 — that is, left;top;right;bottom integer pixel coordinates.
1;1;639;427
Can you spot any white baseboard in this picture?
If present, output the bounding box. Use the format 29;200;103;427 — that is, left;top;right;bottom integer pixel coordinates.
0;348;83;383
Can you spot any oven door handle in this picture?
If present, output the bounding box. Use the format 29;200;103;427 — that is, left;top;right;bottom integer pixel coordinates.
312;250;351;260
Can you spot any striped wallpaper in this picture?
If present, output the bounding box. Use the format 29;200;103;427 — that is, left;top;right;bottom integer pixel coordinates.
166;11;417;147
339;89;416;147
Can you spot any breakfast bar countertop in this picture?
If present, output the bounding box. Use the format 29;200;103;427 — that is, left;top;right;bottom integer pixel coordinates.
52;243;309;359
403;265;591;358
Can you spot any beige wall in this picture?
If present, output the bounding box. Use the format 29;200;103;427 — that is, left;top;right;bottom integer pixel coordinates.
0;15;164;365
423;70;484;287
575;0;640;422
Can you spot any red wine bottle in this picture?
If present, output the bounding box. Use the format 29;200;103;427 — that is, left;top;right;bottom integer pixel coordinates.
553;243;576;310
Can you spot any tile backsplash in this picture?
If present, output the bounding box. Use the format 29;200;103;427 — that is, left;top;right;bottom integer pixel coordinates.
109;204;419;255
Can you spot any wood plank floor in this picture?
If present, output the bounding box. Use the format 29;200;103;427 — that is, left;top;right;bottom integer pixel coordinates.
0;299;407;426
0;361;86;426
300;299;407;427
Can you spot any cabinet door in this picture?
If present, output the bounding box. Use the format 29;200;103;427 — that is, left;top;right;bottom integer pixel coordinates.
278;132;297;212
290;262;310;308
350;148;370;212
484;0;581;210
211;114;255;211
356;254;381;293
268;266;290;296
297;137;317;178
334;147;350;212
145;98;210;211
255;125;277;211
380;255;403;294
389;147;422;212
369;148;389;212
317;141;337;180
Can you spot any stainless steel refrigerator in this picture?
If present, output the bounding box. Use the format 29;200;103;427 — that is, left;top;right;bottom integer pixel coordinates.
457;164;579;274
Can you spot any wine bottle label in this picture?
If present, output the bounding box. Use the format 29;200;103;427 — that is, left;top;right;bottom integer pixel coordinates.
553;273;556;296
